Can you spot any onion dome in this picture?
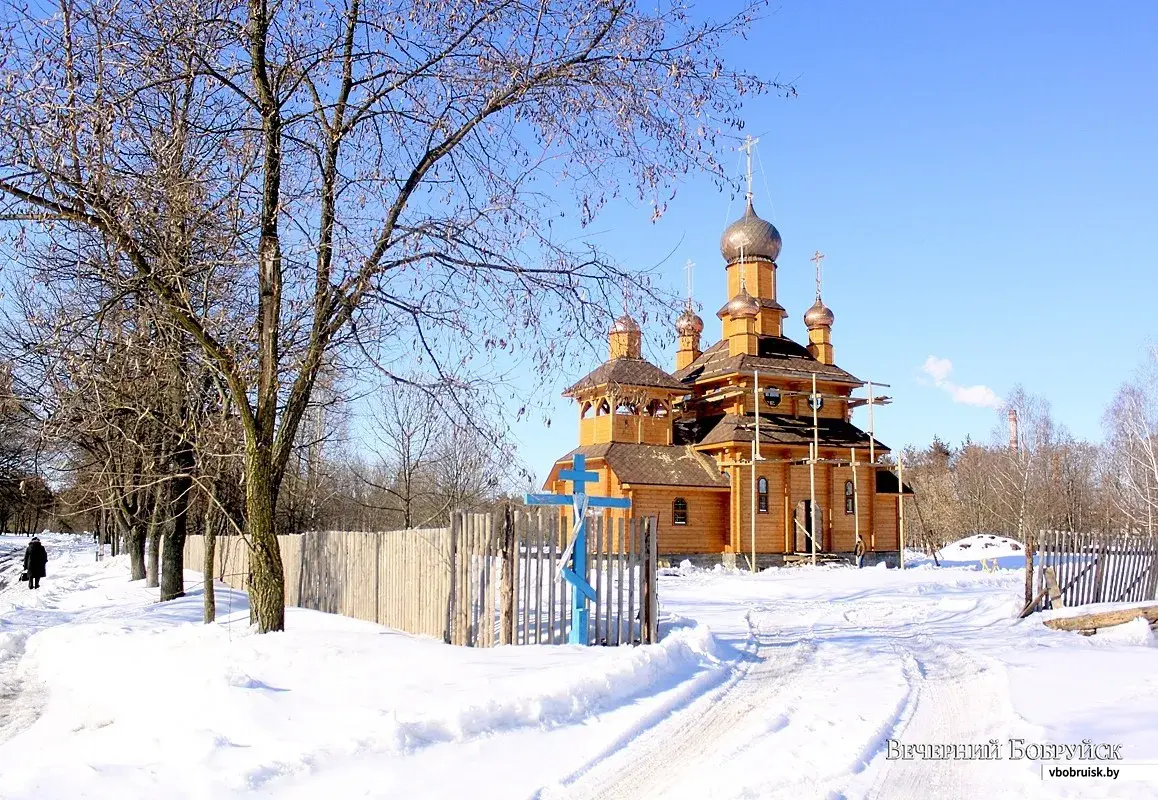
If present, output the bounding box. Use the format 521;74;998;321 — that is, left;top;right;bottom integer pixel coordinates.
726;285;759;319
804;296;834;329
609;314;640;334
720;197;782;265
675;303;704;335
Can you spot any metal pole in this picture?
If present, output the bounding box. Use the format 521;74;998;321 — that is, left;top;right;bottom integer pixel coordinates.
867;380;875;465
810;372;818;566
898;454;907;569
752;368;759;573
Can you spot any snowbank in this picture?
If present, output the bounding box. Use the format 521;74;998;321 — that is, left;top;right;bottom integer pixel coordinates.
935;533;1025;569
0;534;725;799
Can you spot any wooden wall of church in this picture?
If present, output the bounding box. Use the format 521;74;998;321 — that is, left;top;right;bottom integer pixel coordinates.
628;486;729;554
873;497;900;551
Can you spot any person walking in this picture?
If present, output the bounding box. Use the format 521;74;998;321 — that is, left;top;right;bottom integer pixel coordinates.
23;536;47;589
854;534;866;569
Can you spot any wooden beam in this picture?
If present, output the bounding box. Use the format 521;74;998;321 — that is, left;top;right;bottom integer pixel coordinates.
1043;604;1158;632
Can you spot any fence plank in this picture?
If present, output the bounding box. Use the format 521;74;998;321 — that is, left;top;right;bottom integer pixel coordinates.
501;509;514;645
535;510;543;644
519;511;529;645
627;518;636;644
614;517;624;646
647;517;658;644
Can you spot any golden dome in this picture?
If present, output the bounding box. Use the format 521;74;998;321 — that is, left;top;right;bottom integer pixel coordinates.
726;286;759;319
675;303;704;335
804;296;834;328
609;314;640;334
720;198;782;265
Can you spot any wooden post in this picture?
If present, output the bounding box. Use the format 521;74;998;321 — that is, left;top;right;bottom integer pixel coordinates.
850;448;860;553
897;455;906;569
500;507;515;645
810;373;818;566
444;514;459;645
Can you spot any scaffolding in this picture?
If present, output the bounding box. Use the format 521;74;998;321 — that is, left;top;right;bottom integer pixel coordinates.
731;373;900;566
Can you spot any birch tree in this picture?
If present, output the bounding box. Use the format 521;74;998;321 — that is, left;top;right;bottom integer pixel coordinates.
1104;349;1158;534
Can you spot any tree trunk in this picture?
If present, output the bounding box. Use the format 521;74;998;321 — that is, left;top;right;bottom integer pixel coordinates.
1043;604;1158;632
203;504;217;624
145;522;160;588
160;451;194;602
127;521;146;581
246;448;285;632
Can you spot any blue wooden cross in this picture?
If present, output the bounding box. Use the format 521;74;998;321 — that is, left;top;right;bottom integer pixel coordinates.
525;453;631;645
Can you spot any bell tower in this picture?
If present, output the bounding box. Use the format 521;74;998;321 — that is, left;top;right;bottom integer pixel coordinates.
719;136;786;338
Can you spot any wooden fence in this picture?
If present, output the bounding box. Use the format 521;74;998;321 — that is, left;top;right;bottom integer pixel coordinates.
183;510;658;647
1029;530;1158;613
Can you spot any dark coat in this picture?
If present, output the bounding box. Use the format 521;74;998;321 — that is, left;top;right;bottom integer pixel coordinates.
23;540;47;579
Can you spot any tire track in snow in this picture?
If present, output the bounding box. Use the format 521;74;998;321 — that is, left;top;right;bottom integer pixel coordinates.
865;641;1034;800
553;616;818;800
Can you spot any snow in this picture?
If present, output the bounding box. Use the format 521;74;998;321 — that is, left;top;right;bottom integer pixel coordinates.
935;533;1026;569
2;532;1158;798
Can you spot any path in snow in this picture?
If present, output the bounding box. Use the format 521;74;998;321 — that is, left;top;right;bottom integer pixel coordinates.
0;536;94;745
559;615;817;800
554;572;1040;800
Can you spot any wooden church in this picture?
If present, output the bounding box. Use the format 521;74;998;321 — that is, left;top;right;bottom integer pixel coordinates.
544;181;909;563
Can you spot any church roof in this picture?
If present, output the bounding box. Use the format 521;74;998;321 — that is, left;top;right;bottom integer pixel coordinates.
564;358;686;396
553;443;729;488
693;412;889;452
673;337;861;385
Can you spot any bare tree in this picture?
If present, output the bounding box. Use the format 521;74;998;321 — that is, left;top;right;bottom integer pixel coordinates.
0;0;783;631
1104;348;1158;534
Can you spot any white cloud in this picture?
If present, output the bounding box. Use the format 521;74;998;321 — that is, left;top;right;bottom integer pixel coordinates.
922;356;953;384
921;356;1003;409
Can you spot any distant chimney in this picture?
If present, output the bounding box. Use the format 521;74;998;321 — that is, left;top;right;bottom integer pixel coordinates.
1008;408;1019;452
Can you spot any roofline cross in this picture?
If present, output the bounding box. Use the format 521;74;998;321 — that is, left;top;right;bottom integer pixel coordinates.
737;135;760;201
810;250;825;299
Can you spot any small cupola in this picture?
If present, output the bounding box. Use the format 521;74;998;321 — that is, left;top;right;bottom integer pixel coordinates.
609;314;642;359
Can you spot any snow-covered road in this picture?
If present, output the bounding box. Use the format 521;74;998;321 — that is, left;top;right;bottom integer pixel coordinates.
1;537;1157;799
550;560;1158;800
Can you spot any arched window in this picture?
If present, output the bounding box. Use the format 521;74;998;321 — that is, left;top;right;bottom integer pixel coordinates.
672;497;688;526
757;477;769;513
845;480;855;515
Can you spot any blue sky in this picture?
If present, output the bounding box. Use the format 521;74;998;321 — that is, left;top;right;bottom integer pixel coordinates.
508;0;1158;484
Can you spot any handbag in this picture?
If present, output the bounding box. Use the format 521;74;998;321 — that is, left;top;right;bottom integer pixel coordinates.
19;571;28;581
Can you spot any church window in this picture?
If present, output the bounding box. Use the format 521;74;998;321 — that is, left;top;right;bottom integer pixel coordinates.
757;477;768;513
845;480;855;514
673;497;688;525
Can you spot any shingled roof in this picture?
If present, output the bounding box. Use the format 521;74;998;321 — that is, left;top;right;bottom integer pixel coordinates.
673;337;861;385
553;443;729;488
695;413;889;451
564;358;686;396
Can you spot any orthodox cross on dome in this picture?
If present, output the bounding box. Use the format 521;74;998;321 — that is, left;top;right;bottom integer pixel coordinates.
810;250;826;299
684;259;695;305
525;454;631;645
737;134;760;201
